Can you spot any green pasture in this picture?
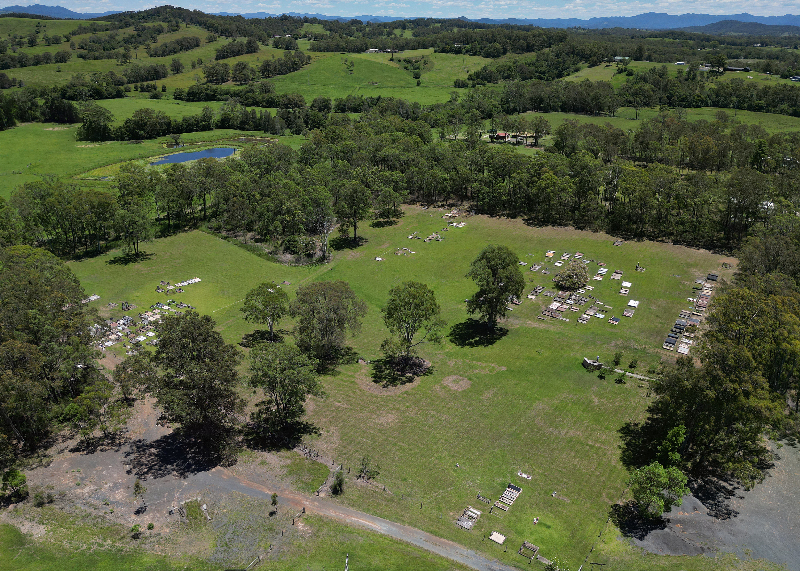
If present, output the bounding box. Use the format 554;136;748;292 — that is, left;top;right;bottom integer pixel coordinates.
300;23;326;35
271;51;487;105
68;208;732;570
517;106;800;150
0;122;303;200
0;523;208;571
0;16;89;38
96;98;226;123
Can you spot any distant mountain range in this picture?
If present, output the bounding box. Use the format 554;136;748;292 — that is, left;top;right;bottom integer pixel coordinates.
3;4;800;32
0;3;119;18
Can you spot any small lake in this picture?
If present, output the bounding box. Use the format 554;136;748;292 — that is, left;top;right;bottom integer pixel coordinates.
150;147;236;165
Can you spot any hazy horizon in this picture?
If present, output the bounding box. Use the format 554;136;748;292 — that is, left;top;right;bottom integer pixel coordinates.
2;0;800;20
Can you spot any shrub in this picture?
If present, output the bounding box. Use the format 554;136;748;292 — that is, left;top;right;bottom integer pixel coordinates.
629;358;638;369
331;470;345;495
613;351;623;366
553;260;589;291
147;522;154;530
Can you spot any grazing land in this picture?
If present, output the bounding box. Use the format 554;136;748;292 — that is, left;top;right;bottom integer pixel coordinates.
2;9;799;571
63;207;735;569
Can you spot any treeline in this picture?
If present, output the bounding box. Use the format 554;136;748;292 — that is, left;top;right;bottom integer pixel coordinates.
123;62;169;83
7;109;795;257
75;100;291;142
174;81;306;108
621;198;800;494
98;5;303;43
481;67;800;118
0;49;71;70
0;245;105;498
146;36;201;58
466;49;581;83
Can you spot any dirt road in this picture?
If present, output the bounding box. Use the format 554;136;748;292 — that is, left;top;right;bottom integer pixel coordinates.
202;467;521;571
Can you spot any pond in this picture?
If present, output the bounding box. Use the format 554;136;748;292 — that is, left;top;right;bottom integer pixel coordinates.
150;147;236;165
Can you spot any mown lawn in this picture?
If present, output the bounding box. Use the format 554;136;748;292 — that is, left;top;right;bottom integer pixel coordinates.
68;208;733;570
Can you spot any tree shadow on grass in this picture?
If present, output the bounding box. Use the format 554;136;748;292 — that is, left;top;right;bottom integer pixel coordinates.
107;251;155;266
371;357;433;388
618;420;661;470
609;501;669;540
124;433;217;480
243;420;321;452
370;219;398;229
329;235;367;251
240;329;286;348
447;318;508;348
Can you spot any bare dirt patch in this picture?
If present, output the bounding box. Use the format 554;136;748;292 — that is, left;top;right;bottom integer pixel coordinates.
44;126;71;131
442;375;471;391
629;442;800;571
0;513;47;538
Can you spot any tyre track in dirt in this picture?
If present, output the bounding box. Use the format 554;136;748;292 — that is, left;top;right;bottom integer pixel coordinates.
203;467;521;571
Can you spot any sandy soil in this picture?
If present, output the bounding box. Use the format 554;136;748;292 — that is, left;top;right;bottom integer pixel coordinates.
631;442;800;571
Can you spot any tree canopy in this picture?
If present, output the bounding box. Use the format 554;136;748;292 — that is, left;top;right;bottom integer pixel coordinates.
628;461;690;519
151;311;244;458
241;281;289;341
381;281;444;368
553;260;589;291
249;343;323;434
290;281;367;366
465;244;525;328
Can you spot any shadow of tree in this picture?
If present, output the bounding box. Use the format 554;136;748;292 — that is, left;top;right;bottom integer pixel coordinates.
370;219;398;229
70;431;129;454
618;420;661;470
124;433;217;479
240;329;286;348
244;419;320;452
330;236;367;251
107;251;155;266
689;478;740;520
447;318;508;348
609;501;669;540
371;357;432;387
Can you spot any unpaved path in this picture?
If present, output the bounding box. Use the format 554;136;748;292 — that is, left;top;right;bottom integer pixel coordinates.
200;467;520;571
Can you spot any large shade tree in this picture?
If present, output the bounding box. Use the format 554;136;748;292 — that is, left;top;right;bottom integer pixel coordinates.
628;461;690;519
290;281;367;366
152;311;244;458
241;281;289;341
249;343;323;435
381;281;444;371
465;244;525;328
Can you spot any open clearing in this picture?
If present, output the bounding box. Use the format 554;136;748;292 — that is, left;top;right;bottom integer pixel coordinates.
60;206;746;570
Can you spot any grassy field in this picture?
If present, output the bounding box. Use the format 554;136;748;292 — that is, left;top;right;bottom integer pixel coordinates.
96;98;227;123
270;50;488;105
67;208;734;570
0;122;308;200
0;16;93;38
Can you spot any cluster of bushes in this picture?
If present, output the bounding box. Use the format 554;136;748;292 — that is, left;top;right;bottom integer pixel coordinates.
123;63;169;84
0;49;72;70
147;36;201;57
214;38;259;60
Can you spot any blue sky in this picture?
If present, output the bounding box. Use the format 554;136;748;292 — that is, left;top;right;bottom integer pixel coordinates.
3;0;800;19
